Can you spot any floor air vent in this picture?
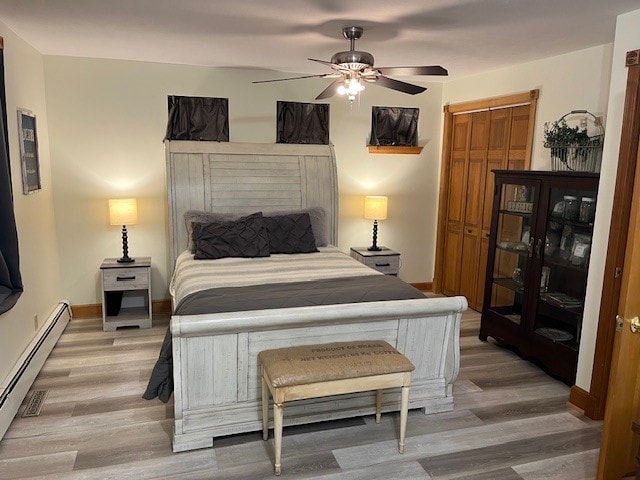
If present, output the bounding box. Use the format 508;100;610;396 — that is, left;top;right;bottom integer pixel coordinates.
22;390;48;417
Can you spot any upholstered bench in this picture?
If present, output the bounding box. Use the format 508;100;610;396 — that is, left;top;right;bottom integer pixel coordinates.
259;340;415;476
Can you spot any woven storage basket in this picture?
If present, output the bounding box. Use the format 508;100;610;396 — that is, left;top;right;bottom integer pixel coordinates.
544;110;604;173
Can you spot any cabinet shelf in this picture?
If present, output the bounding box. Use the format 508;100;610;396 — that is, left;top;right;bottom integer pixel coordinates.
493;277;525;293
539;294;583;316
548;216;594;230
543;255;589;274
499;209;532;218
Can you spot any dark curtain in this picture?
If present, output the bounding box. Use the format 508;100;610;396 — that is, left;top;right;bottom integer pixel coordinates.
0;47;23;314
369;106;419;147
165;96;229;141
276;101;329;145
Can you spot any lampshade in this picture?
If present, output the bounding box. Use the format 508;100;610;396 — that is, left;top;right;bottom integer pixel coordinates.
364;196;388;220
109;198;138;226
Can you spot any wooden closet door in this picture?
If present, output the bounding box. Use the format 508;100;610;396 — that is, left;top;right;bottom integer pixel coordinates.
460;111;489;309
507;104;532;170
435;90;537;308
442;114;471;296
474;108;512;310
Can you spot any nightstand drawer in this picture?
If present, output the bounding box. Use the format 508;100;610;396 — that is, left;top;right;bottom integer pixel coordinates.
102;267;149;291
361;255;400;275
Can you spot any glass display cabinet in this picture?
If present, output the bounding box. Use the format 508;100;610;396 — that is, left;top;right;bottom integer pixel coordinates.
479;170;599;384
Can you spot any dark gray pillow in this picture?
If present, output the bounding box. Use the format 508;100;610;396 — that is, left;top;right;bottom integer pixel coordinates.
266;207;327;246
192;212;270;260
263;213;318;254
185;210;238;252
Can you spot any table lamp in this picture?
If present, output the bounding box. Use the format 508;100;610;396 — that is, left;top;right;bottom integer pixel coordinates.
109;198;138;263
364;195;388;251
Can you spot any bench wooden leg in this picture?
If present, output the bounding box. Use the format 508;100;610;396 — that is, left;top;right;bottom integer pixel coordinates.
375;389;382;424
399;386;409;454
273;402;284;476
261;372;269;441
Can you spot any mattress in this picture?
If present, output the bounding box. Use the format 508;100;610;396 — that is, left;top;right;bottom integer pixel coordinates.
170;246;381;310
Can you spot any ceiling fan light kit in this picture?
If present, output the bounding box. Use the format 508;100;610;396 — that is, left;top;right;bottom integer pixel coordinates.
253;26;447;103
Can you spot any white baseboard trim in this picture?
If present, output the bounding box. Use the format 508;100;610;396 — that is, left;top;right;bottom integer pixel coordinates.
0;301;71;439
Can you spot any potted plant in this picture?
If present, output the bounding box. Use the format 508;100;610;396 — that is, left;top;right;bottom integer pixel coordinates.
543;113;603;172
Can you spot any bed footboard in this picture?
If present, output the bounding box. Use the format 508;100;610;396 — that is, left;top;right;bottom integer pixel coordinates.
170;296;466;452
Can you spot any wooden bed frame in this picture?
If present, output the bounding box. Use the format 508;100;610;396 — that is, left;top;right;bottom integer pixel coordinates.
165;140;467;452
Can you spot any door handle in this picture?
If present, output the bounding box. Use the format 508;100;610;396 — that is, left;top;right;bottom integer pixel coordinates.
534;238;543;259
631;316;640;333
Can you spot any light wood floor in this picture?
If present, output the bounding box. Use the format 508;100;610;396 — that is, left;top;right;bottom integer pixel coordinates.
0;309;601;479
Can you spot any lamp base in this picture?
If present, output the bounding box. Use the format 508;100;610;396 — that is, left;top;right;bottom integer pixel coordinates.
117;226;135;263
368;219;381;252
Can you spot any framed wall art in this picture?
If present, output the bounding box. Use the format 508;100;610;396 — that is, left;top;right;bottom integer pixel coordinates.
17;108;41;194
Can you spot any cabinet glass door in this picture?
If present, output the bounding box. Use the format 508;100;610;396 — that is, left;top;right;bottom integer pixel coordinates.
487;182;536;325
534;186;597;350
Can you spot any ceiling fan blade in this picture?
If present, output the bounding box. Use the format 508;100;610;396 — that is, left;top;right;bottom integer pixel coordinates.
253;74;330;84
373;75;427;95
308;58;339;68
376;66;448;76
315;79;343;100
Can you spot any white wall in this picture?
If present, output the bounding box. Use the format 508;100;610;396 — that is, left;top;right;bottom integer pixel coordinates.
442;43;620;392
43;57;443;305
0;22;62;384
576;8;640;389
443;44;613;170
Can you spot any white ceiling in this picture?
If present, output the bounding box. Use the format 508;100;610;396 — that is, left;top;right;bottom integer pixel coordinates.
0;0;638;80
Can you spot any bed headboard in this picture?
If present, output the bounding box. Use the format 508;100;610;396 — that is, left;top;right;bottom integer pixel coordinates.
165;140;338;265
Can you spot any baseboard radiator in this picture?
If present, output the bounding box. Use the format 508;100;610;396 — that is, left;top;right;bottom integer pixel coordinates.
0;301;71;439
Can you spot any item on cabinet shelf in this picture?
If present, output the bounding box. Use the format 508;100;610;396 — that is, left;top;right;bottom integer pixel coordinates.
559;226;573;260
535;327;573;342
506;201;533;213
579;197;596;223
551;200;565;217
544;292;583;308
540;266;550;292
498;241;527;251
521;226;531;244
562;195;579;221
570;234;591;266
513;185;531;202
545;232;560;256
548;221;562;233
512;267;524;285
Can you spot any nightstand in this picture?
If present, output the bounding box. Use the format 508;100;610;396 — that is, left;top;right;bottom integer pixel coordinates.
350;247;400;276
100;257;152;331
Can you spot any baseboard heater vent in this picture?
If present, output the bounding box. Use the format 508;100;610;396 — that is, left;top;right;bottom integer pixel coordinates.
22;389;48;417
0;301;71;438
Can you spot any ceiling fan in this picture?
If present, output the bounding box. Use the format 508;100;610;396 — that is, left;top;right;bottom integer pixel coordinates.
253;26;448;101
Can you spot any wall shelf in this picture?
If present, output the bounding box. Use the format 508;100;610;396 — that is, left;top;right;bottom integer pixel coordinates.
367;145;423;155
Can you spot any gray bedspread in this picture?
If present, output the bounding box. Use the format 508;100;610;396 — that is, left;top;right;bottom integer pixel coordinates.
143;275;424;402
